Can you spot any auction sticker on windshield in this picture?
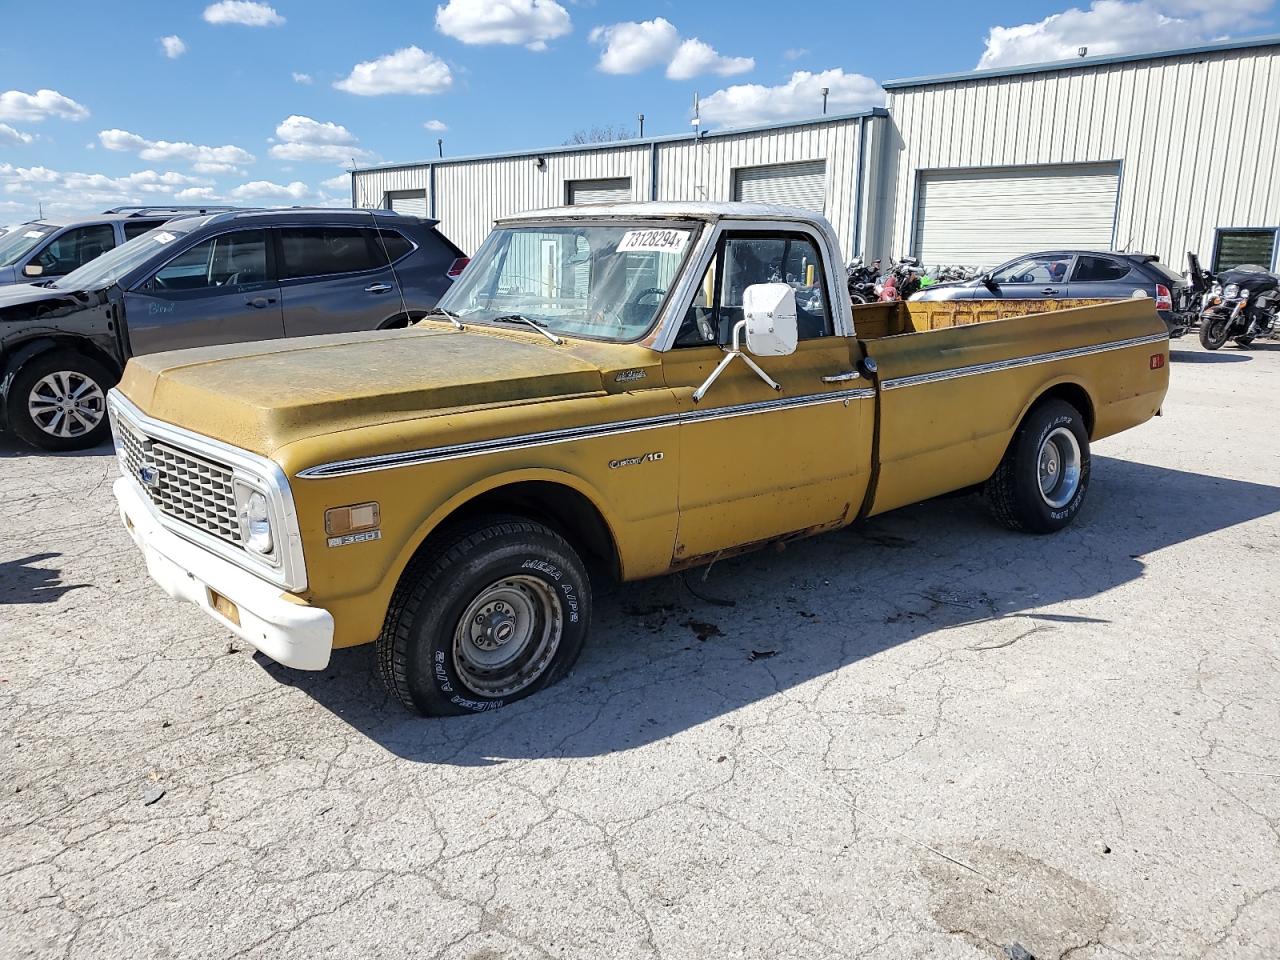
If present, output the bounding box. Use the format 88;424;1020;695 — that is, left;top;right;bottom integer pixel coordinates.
154;232;176;244
617;229;688;254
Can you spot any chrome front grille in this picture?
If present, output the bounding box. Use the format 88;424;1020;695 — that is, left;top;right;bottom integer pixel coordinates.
118;424;243;547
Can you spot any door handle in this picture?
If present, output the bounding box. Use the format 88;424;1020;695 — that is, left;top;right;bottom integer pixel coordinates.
821;370;861;383
246;296;276;308
1042;287;1059;295
365;283;394;293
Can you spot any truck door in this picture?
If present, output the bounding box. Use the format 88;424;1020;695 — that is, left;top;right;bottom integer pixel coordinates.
663;229;875;563
123;229;284;355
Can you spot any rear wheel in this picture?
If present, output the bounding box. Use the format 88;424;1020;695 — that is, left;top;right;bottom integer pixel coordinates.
1199;316;1231;350
7;350;114;451
377;515;592;716
985;399;1091;534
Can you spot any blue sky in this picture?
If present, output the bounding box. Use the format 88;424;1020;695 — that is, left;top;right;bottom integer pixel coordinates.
1;0;1275;223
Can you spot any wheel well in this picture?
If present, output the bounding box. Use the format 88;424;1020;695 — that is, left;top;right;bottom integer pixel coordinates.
1033;382;1095;435
1;336;122;391
433;481;620;580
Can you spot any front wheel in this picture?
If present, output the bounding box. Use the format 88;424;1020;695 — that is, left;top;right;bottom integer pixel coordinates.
985;399;1091;534
377;515;592;716
1199;316;1232;350
7;349;114;451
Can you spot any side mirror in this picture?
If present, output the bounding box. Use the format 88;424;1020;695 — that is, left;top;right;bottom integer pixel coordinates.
742;282;797;357
980;273;997;291
23;263;43;278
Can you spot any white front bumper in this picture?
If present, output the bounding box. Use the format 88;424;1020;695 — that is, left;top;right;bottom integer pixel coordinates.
114;477;333;670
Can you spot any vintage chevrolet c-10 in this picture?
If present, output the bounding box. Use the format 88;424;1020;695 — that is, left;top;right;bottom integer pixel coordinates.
108;202;1169;714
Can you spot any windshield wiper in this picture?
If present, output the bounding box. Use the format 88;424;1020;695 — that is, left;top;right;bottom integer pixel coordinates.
425;306;465;331
491;314;563;345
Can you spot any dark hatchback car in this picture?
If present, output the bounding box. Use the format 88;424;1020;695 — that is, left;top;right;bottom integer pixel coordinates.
0;208;466;450
912;249;1193;336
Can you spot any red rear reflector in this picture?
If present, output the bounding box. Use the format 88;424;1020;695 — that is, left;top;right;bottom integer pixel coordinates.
1154;283;1172;311
1150;354;1165;369
447;257;469;278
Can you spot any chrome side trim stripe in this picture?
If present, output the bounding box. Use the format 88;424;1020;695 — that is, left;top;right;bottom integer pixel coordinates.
296;387;875;478
880;332;1168;391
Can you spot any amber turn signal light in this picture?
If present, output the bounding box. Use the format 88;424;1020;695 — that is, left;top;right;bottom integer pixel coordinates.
325;502;380;536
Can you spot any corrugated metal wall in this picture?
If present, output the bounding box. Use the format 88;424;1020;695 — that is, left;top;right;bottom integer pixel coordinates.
352;116;875;259
883;44;1280;269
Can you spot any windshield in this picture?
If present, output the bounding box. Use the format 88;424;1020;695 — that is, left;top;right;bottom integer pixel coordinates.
0;224;55;267
51;224;191;290
437;223;698;341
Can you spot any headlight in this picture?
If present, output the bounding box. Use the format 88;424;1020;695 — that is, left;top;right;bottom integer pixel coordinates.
236;484;274;556
1224;283;1239;298
1211;283;1223;297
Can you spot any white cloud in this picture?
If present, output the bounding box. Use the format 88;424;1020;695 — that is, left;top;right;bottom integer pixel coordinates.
589;19;753;80
784;48;808;61
202;1;284;27
424;119;448;131
334;46;453;95
699;68;885;127
292;72;313;84
228;179;311;201
977;0;1273;68
0;163;229;220
160;35;187;58
175;186;219;201
589;18;679;74
267;115;373;164
435;0;571;49
98;128;255;174
321;173;352;191
0;89;90;123
667;39;754;80
0;124;34;146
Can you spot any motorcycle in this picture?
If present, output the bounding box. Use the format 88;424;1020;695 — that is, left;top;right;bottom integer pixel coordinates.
1198;262;1280;349
846;257;881;305
876;257;925;302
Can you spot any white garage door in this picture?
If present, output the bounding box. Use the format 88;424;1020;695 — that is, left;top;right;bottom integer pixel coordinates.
567;178;631;205
386;190;427;217
733;161;826;212
914;163;1120;268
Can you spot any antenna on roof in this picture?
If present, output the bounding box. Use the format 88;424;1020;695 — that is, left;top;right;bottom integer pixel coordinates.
691;92;702;135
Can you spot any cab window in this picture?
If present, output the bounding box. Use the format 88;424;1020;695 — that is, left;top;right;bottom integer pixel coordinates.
676;232;831;346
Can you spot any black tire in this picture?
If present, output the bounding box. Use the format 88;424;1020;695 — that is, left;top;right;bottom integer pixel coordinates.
7;349;115;451
1199;316;1231;350
377;515;592;716
1234;336;1255;348
985;399;1091;535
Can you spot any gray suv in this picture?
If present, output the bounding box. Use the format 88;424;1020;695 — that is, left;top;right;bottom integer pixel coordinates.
0;208;467;450
0;206;238;286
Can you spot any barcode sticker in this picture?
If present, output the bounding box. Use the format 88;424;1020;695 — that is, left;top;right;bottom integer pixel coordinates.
24;230;45;239
154;231;176;244
616;229;688;254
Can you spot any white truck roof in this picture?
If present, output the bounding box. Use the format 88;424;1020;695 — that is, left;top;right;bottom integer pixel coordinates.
498;201;833;229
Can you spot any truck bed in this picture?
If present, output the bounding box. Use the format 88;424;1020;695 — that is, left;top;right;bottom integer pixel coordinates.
852;297;1169;515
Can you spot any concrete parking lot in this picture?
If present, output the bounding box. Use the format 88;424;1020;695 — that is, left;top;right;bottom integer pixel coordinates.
1;339;1278;960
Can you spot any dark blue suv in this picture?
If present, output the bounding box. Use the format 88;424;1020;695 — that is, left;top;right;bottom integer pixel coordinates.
0;208;466;450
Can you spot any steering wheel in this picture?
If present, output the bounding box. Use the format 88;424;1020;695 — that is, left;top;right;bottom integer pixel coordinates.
621;287;666;329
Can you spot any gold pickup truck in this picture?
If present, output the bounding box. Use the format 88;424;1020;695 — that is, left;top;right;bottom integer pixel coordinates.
108;203;1169;715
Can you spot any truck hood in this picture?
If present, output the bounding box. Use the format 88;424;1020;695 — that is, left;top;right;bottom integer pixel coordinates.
116;325;613;455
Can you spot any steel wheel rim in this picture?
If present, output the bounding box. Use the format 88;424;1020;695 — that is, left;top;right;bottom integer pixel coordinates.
453;575;563;698
27;371;106;438
1037;426;1082;509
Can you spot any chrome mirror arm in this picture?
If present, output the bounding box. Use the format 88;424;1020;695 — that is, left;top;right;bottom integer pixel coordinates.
691;320;782;402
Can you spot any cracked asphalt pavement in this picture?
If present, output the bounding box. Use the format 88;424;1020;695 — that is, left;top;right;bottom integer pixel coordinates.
2;339;1279;959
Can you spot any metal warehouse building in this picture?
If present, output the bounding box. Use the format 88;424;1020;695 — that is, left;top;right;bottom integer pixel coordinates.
352;33;1280;273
